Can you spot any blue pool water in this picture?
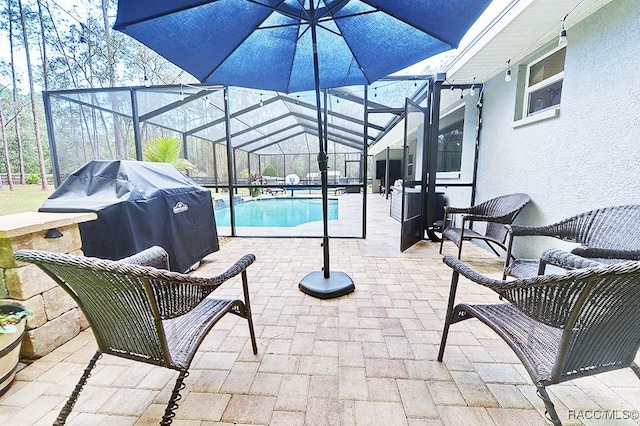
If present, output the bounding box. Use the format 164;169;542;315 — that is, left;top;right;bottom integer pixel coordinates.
215;198;338;227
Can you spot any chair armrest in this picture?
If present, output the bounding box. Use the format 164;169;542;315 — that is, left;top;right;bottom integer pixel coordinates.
442;255;634;328
507;224;556;237
444;209;512;226
167;254;256;287
203;254;257;284
571;247;640;261
149;254;256;318
443;256;508;288
539;248;603;271
507;223;582;242
118;246;170;269
462;213;512;223
444;205;475;215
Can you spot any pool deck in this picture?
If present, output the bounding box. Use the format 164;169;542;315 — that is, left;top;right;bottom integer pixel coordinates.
1;193;639;425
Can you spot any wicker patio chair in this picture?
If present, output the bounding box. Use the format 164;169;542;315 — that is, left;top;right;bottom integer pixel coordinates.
438;193;531;259
14;246;257;426
437;255;640;425
503;204;640;279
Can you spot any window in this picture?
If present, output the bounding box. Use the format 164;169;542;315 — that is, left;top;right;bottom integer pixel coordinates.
524;47;565;116
438;107;464;172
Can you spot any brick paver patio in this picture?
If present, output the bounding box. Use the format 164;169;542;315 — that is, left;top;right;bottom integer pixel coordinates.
1;194;639;425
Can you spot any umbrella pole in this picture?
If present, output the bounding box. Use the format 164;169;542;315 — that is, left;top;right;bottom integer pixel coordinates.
310;12;329;279
298;10;354;299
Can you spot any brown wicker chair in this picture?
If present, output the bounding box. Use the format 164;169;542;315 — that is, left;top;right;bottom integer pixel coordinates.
438;255;640;425
439;193;531;259
503;204;640;279
14;246;257;426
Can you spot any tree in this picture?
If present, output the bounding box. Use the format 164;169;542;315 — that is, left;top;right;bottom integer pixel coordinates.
261;164;278;177
17;0;47;190
0;110;14;190
36;0;49;90
7;0;25;184
142;136;194;173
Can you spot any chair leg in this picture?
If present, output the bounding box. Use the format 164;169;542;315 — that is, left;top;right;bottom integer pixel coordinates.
537;386;561;426
439;234;445;254
631;362;640;379
437;272;460;362
54;351;102;426
242;271;258;355
483;241;502;257
161;370;189;426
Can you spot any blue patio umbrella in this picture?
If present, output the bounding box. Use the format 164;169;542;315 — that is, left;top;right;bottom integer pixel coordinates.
114;0;491;298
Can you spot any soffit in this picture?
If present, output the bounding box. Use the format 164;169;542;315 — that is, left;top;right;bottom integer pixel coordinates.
447;0;613;84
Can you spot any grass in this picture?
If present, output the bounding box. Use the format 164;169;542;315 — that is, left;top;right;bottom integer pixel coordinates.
0;183;373;217
0;184;55;216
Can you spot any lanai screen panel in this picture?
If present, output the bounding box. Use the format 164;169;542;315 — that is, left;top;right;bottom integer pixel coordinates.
137;86;224;133
47;89;136;180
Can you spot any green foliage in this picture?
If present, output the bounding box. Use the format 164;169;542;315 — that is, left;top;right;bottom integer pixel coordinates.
0;308;31;335
249;182;262;197
25;173;41;184
142;136;195;173
261;164;278;177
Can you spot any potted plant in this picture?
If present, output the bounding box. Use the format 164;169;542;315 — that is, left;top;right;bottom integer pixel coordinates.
0;305;31;396
248;173;263;197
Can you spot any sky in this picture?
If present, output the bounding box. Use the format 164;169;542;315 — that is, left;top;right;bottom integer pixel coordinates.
397;0;512;75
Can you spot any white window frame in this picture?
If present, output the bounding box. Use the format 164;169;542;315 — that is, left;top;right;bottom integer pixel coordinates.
523;46;566;117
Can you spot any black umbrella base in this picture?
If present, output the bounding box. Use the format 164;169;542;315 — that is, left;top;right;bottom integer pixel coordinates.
299;271;355;299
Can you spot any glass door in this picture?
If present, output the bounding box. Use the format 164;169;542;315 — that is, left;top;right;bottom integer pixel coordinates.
400;99;428;251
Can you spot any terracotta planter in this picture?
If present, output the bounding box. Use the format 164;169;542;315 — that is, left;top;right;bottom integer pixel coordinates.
0;305;28;396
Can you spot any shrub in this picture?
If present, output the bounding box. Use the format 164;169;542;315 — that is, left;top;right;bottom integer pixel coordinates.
25;174;41;184
262;164;278;177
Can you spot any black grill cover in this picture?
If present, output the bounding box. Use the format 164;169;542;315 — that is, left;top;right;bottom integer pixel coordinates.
39;160;219;273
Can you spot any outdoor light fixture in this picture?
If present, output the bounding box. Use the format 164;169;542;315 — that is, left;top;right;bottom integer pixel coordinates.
469;77;476;96
505;60;512;82
558;14;568;47
44;228;63;239
259;93;264;107
143;74;151;87
558;28;567;47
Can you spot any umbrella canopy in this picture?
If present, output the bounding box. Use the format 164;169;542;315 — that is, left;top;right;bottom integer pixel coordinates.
114;0;491;93
114;0;491;295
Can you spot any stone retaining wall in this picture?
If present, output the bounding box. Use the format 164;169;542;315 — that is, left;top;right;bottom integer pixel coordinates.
0;212;97;359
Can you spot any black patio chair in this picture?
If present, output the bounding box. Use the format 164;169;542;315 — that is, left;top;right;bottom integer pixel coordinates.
437;255;640;425
503;204;640;279
14;246;257;426
439;193;531;259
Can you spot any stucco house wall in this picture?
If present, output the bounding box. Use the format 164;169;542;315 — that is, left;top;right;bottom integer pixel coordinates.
473;0;640;258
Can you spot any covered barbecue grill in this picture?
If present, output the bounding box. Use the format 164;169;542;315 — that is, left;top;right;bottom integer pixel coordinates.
39;160;219;272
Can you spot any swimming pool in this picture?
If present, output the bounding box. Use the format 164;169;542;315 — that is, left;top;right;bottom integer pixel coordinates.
215;197;338;227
